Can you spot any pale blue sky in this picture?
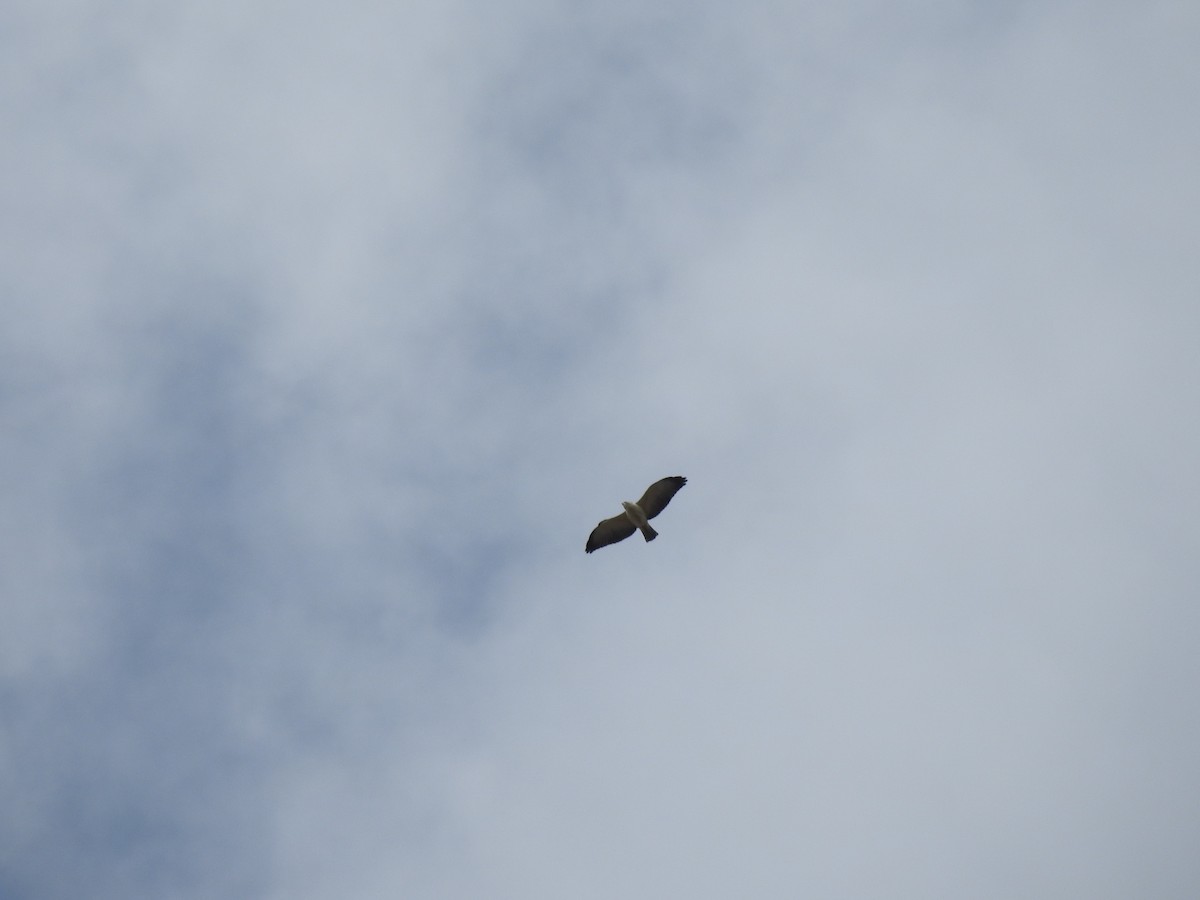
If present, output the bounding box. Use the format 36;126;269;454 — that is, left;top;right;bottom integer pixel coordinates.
3;1;1198;897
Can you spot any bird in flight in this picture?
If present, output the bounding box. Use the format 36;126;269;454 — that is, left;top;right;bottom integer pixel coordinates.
585;476;687;553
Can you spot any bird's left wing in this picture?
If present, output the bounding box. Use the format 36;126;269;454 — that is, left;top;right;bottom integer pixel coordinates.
637;476;687;519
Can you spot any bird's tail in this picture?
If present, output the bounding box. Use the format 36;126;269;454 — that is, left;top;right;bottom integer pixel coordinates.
640;524;658;542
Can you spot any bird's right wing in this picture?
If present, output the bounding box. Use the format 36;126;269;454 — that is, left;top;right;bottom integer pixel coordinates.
586;514;637;553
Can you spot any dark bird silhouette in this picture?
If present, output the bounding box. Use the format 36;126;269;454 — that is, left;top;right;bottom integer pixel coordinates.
586;476;687;553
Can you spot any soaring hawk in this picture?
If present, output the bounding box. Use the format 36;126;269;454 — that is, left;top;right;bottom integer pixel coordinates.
585;476;687;553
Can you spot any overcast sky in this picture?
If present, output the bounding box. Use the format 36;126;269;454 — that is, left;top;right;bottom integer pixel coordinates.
3;0;1199;897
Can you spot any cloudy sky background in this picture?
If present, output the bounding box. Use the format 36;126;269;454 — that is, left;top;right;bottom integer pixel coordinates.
3;0;1199;896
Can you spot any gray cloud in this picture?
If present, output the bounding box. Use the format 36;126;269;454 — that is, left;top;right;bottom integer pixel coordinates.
2;1;1198;897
